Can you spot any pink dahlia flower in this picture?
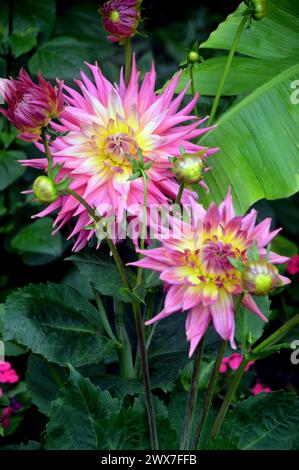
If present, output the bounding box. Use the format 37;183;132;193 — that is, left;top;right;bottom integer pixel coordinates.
0;362;19;384
21;59;216;251
131;190;290;356
251;381;272;395
220;353;254;373
100;0;141;43
287;254;299;275
0;69;64;141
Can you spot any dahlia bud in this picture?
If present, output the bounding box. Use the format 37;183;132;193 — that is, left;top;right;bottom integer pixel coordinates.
173;152;204;185
241;260;280;295
99;0;141;44
188;51;200;64
0;69;64;142
245;0;267;21
32;176;58;204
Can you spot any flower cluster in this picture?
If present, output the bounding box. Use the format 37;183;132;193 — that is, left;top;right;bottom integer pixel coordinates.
132;190;290;356
19;58;216;251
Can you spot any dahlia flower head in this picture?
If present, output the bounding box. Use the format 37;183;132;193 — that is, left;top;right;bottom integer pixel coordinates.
21;58;217;251
132;190;290;356
0;69;64;141
100;0;141;43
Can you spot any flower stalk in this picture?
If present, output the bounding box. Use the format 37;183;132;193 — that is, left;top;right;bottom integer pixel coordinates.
208;14;248;125
124;38;132;85
180;338;205;450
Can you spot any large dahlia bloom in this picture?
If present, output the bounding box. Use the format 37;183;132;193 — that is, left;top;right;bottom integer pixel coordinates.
0;69;64;141
131;190;290;356
21;59;217;251
100;0;141;43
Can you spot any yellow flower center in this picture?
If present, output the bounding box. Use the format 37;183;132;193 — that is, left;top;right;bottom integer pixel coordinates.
110;10;120;22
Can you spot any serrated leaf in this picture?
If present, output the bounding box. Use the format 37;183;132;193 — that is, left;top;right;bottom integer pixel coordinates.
4;282;116;366
68;249;136;303
211;392;299;449
9;27;38;58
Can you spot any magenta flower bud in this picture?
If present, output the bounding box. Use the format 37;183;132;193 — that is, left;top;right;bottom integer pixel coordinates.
33;176;59;204
0;69;64;141
241;260;280;295
99;0;141;43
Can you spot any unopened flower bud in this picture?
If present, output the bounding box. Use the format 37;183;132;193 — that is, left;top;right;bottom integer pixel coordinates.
246;0;266;20
99;0;141;44
33;176;58;204
242;260;280;295
188;51;200;64
173;153;204;185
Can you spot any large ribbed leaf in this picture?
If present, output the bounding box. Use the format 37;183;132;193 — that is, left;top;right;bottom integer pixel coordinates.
176;0;299;96
196;64;299;213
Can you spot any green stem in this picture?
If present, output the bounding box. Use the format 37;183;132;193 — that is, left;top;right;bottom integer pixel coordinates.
136;171;147;286
180;339;205;450
42;129;54;174
190;64;199;116
114;299;135;379
208;357;249;443
192;339;227;449
62;188;97;221
106;238;131;291
133;301;159;449
251;314;299;355
208;14;247;125
175;181;185;205
124;38;132;86
92;287;119;344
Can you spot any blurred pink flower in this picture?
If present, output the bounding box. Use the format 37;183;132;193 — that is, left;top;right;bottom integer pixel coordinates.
131;190;290;356
1;406;12;430
0;69;64;141
251;381;272;395
220;353;254;373
100;0;141;43
21;58;216;251
0;362;19;384
287;254;299;275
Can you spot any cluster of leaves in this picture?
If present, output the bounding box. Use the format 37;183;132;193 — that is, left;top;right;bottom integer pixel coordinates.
0;0;298;451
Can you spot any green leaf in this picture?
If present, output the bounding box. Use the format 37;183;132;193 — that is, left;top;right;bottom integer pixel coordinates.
28;36;108;80
45;367;143;450
4;282;115;366
212;392;299;449
148;314;189;390
0;303;27;356
196;64;299;213
68;249;136;303
175;57;292;97
201;1;299;63
0;151;26;191
8;27;38;58
0;441;41;450
26;354;67;416
180;359;215;391
10;217;63;263
235;296;271;348
270;234;298;259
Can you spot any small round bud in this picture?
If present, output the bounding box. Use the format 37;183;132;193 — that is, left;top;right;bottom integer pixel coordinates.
250;0;266;20
241;260;279;295
33;176;58;204
188;51;200;64
173;153;204;185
